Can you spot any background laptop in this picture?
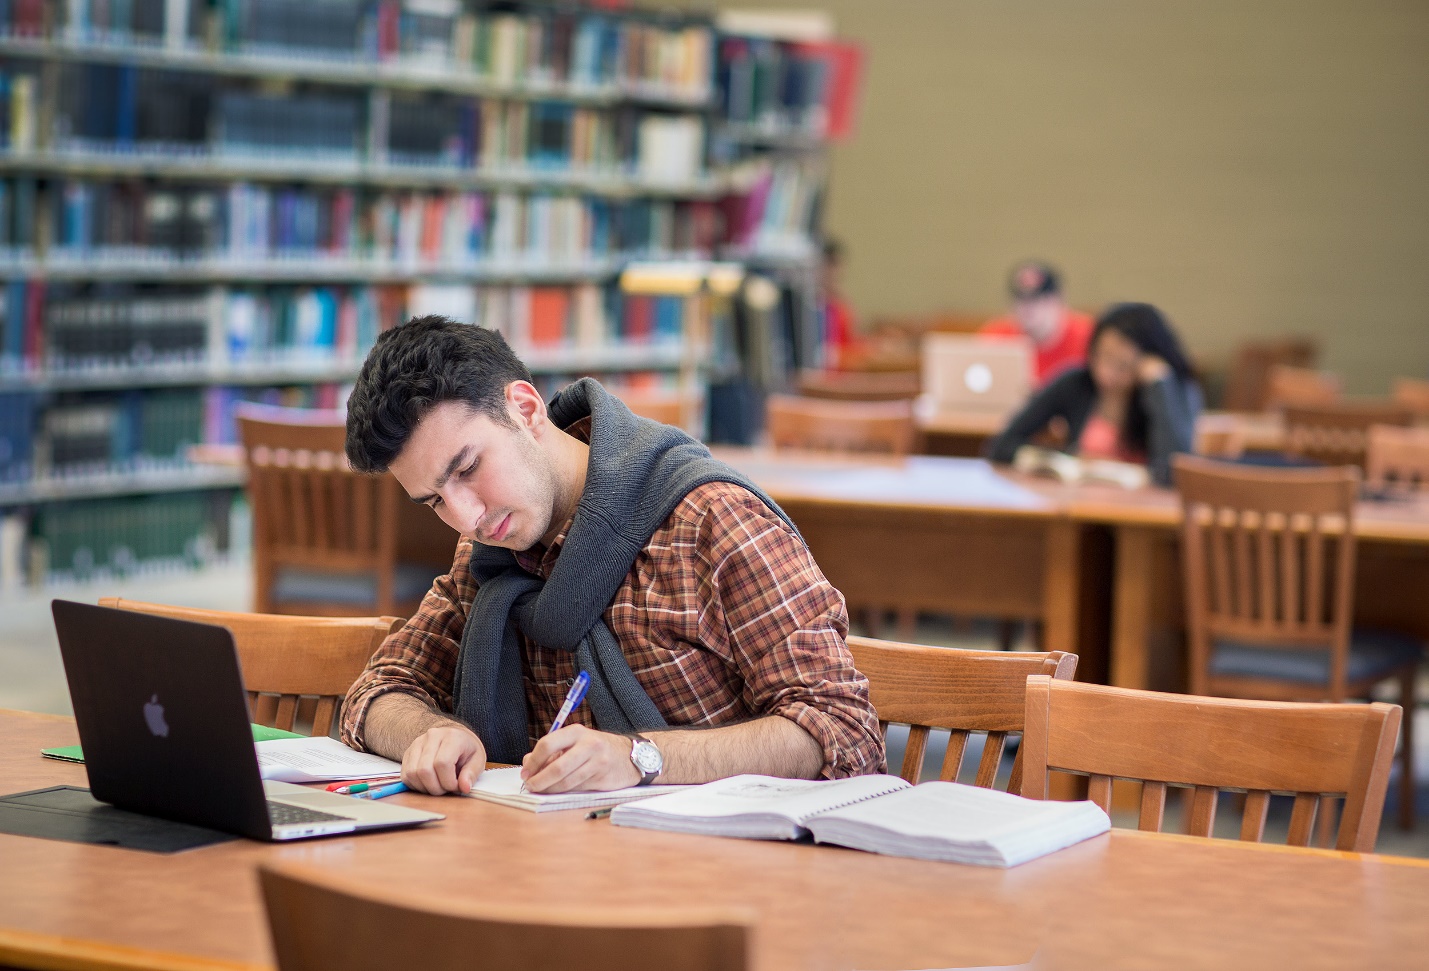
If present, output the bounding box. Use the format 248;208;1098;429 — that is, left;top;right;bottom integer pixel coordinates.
51;600;443;841
920;333;1034;414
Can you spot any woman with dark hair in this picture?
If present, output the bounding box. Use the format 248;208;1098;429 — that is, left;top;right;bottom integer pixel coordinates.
986;302;1202;485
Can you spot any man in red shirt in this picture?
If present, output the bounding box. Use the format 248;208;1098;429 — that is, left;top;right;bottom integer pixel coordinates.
981;261;1093;385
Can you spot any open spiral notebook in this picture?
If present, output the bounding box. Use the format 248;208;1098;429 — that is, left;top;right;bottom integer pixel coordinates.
465;766;691;813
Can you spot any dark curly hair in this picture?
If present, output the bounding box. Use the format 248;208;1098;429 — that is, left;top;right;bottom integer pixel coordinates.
344;316;533;473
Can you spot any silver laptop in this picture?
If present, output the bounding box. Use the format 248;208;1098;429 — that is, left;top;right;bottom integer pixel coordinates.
921;333;1034;414
51;600;443;841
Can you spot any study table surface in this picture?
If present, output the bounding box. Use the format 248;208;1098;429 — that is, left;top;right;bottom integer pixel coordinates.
3;710;1429;971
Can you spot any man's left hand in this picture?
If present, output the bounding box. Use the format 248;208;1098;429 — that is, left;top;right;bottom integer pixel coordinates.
521;725;641;792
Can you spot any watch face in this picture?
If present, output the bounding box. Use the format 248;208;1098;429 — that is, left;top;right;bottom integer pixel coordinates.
633;740;662;774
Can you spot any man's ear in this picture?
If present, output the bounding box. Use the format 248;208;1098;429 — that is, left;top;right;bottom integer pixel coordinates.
505;381;547;431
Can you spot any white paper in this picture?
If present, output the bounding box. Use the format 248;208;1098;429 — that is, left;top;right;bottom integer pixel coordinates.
254;737;402;784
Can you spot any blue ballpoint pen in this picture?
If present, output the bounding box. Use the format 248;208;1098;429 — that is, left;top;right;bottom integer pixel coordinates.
520;670;591;793
548;670;591;734
353;781;409;800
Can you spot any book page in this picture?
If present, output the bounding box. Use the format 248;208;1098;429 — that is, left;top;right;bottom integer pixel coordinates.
615;773;909;825
255;737;402;783
814;783;1085;840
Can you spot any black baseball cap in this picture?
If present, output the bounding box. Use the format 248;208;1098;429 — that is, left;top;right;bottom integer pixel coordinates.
1008;261;1061;300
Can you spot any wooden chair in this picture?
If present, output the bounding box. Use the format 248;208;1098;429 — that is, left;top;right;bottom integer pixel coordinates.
1392;376;1429;417
849;636;1077;791
238;403;439;618
1221;338;1319;411
795;369;920;402
1021;676;1400;853
764;394;916;456
1366;424;1429;493
259;860;751;971
1265;364;1341;410
97;599;399;737
1174;454;1421;829
1282;400;1415;469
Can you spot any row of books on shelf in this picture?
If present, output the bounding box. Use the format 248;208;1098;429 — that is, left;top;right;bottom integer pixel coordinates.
0;380;342;486
2;279;707;376
1;491;229;588
33;180;721;264
0;350;695;491
0;165;805;263
716;34;862;140
8;60;707;178
33;0;714;102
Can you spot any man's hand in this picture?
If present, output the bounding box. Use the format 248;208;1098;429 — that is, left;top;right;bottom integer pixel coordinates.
520;725;640;793
1137;355;1171;385
401;722;487;795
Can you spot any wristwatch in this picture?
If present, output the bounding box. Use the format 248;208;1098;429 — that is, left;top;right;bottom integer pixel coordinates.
629;734;663;786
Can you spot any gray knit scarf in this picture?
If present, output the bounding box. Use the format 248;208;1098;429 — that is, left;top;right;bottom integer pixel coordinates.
451;378;800;764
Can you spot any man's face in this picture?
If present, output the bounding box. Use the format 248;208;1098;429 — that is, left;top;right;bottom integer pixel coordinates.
1012;295;1065;345
389;397;561;551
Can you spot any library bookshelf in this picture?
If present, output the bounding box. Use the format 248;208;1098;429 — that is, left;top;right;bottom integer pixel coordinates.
0;0;856;592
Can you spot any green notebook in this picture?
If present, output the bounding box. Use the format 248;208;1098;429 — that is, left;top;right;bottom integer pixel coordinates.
41;724;304;764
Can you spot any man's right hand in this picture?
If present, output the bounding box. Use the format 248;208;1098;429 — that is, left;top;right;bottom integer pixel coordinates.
400;722;486;795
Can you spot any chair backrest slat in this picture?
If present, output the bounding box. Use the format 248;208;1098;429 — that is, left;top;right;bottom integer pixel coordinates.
974;732;1007;789
1287;793;1320;846
848;636;1077;791
1139;781;1167;832
99;599;401;738
1020;676;1401;852
1087;774;1113;814
1187;786;1218;838
1240;791;1270;841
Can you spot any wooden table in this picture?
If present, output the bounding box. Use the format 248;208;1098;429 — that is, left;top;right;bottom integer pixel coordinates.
4;709;1429;971
714;448;1112;681
1056;483;1429;692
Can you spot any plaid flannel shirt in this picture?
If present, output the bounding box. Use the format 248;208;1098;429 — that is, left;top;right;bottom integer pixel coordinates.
341;478;885;779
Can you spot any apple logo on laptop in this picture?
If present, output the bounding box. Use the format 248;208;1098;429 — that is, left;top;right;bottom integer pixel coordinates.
964;362;994;395
143;695;169;738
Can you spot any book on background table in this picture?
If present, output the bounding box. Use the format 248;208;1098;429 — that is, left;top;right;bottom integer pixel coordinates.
610;774;1111;867
1012;445;1150;489
465;765;690;813
41;723;303;764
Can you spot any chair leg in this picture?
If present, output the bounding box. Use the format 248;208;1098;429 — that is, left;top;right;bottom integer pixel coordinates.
1400;665;1417;831
894;608;918;642
996;620;1019;652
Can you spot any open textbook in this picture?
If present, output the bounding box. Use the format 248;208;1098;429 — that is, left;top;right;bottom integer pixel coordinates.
610;774;1110;867
466;766;691;813
1012;445;1150;490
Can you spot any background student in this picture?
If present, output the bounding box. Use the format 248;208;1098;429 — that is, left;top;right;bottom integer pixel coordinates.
981;260;1095;385
985;302;1202;485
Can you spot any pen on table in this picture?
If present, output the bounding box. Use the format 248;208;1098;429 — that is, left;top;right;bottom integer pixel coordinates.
586;807;613;821
351;781;409;800
521;670;591;793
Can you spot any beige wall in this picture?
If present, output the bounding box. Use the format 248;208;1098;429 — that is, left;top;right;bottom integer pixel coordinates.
687;0;1429;394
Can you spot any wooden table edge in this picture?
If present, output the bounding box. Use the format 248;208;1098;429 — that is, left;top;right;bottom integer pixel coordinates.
0;928;271;971
1112;827;1429;867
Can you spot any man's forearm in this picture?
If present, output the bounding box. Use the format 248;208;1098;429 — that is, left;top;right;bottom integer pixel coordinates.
651;715;824;784
361;692;471;762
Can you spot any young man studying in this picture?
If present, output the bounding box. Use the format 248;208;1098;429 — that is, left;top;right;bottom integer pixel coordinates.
339;316;885;795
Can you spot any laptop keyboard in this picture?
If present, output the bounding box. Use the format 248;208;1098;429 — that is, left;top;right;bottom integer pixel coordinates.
267;801;355;826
